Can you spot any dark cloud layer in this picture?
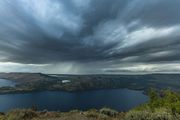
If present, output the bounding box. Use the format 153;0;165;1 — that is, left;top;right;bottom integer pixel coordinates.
0;0;180;73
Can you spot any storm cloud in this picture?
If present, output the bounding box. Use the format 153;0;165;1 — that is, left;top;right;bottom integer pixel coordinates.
0;0;180;74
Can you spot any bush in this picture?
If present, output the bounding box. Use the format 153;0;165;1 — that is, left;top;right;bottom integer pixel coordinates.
148;89;180;113
6;109;37;120
0;115;5;120
99;108;118;117
125;110;151;120
125;108;180;120
85;110;99;118
125;89;180;120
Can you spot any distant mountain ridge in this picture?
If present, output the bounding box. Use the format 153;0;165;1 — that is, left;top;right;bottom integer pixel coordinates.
0;72;57;83
0;72;179;94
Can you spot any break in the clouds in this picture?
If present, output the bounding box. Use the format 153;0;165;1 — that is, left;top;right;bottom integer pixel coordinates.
0;0;180;74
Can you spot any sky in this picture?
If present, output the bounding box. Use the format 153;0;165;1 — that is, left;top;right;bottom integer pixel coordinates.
0;0;180;74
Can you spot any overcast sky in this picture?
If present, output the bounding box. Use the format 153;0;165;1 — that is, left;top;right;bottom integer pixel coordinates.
0;0;180;74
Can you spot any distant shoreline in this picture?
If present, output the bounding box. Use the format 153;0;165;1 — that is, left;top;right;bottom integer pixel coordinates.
0;73;179;95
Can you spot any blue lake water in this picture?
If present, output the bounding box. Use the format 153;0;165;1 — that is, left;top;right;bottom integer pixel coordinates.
0;89;148;112
0;79;16;87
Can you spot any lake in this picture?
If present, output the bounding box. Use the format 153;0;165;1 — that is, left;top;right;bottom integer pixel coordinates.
0;79;16;87
0;89;148;112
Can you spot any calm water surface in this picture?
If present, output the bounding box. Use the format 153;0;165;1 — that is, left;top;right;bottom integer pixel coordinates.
0;89;148;112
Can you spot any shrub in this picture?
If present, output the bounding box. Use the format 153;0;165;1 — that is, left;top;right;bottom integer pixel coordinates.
0;115;5;120
99;108;118;117
84;109;98;118
125;108;180;120
125;110;151;120
125;89;180;120
85;111;99;118
6;109;37;120
148;89;180;113
69;109;79;113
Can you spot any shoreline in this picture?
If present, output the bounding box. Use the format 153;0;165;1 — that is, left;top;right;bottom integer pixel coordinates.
0;87;146;95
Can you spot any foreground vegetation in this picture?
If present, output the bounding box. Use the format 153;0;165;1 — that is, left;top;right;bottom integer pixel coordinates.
0;89;179;120
0;108;125;120
125;89;180;120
